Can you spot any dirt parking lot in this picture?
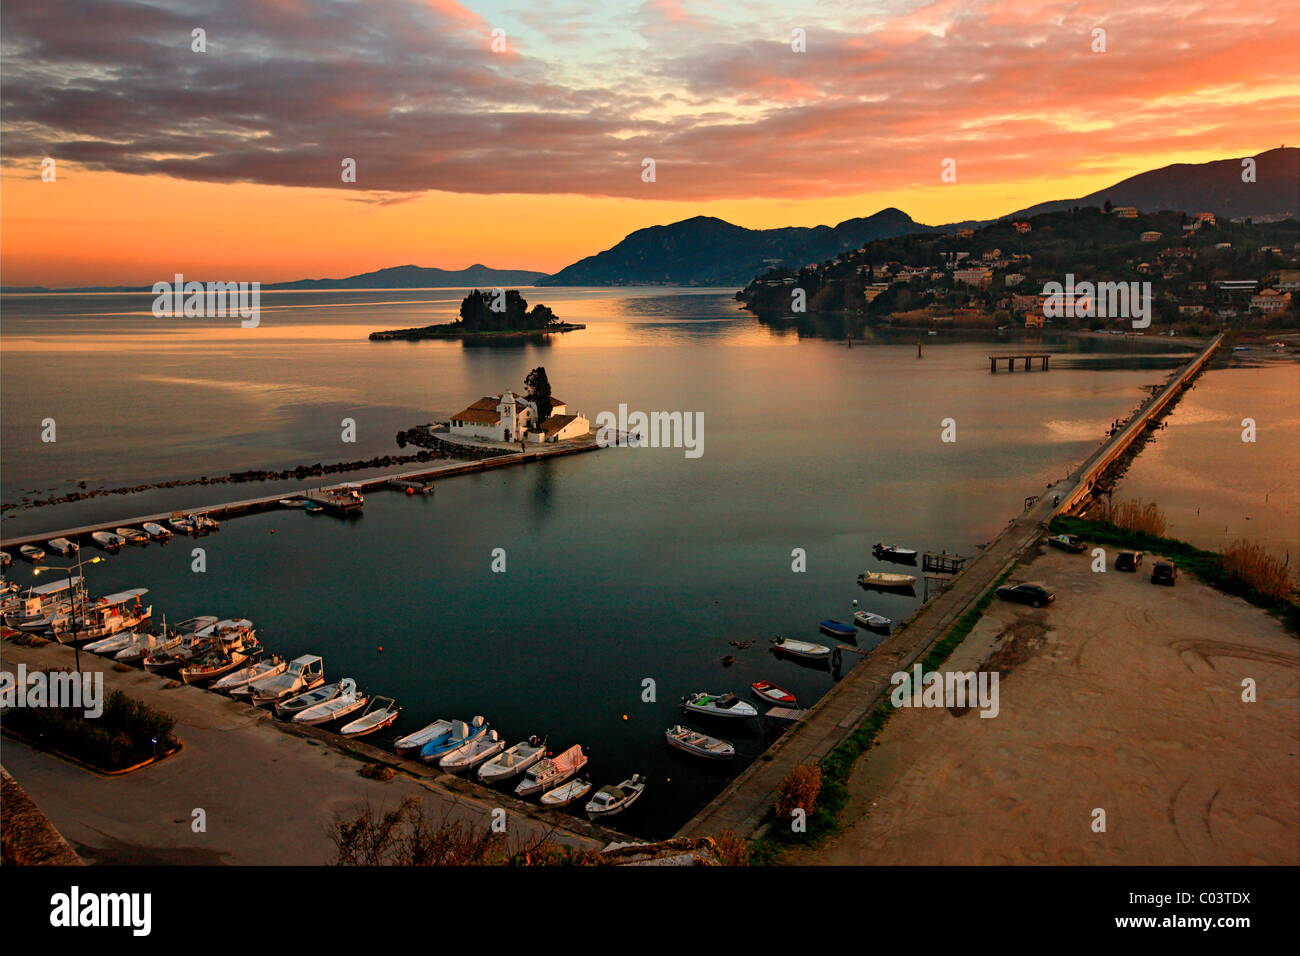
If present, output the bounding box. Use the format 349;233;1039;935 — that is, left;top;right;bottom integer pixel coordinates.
789;540;1299;865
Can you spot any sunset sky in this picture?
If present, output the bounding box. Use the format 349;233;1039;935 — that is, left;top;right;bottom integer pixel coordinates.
2;0;1296;287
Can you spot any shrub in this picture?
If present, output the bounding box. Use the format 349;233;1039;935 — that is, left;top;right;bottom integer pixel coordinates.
713;830;750;866
1095;497;1167;536
1222;539;1296;601
775;762;822;824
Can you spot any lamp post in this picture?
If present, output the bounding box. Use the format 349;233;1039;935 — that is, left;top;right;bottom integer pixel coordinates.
33;543;104;673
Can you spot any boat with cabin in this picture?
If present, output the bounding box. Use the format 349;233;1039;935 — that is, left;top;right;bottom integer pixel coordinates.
872;543;918;565
585;774;647;819
53;588;151;644
515;744;588;797
681;691;758;719
248;655;326;703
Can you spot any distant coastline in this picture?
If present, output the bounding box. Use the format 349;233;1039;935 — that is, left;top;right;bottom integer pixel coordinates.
369;322;585;341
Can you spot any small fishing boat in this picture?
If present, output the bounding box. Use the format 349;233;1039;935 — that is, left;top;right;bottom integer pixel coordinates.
853;610;892;632
770;636;832;660
53;588;151;644
515;744;588;798
83;629;144;655
440;728;505;771
91;531;124;551
210;657;286;694
339;696;400;737
116;630;179;663
192;515;220;534
292;687;368;725
180;643;259;685
139;615;219;670
19;545;46;562
247;654;325;703
142;522;172;542
0;550;10;568
682;691;758;719
819;619;856;640
277;497;308;508
47;538;78;556
302;500;325;514
751;680;797;706
276;682;343;720
858;571;917;590
872;543;918;565
115;527;150;546
394;718;456;756
540;778;592;808
665;724;735;760
167;514;196;535
585;774;647;819
477;736;546;783
420;716;488;763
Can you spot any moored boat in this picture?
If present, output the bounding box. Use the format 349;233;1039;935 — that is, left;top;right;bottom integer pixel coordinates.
477;735;546;783
141;615;219;671
47;538;78;556
420;716;487;763
247;654;325;703
167;513;196;535
115;527;150;546
19;545;46;562
339;696;400;737
192;515;220;534
116;630;180;664
92;531;125;551
275;682;342;719
277;497;307;508
751;680;797;706
210;657;286;694
665;724;735;760
292;686;367;725
585;774;647;819
540;777;592;808
853;610;892;632
769;636;832;660
394;718;455;756
515;744;587;797
0;550;10;568
818;619;856;640
872;543;918;565
857;570;917;590
142;522;172;542
439;728;505;771
681;691;758;719
53;588;150;644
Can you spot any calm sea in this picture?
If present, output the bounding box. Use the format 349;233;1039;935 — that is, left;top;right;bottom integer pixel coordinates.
1;288;1232;836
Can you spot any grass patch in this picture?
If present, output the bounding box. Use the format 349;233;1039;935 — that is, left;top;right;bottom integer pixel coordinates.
1051;516;1299;634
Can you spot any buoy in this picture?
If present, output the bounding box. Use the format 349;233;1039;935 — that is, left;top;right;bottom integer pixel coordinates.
377;645;383;652
622;714;627;720
406;487;414;495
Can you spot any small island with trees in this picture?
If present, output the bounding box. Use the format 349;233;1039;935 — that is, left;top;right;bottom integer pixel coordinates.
369;289;585;340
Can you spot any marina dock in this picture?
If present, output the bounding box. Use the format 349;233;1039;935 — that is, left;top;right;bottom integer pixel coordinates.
989;352;1052;372
1;436;602;549
678;334;1223;840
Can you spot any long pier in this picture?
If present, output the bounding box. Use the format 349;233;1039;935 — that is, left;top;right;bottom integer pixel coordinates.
677;333;1223;840
989;352;1051;372
1;436;601;549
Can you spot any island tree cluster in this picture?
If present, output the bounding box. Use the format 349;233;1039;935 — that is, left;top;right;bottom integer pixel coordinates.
458;289;562;332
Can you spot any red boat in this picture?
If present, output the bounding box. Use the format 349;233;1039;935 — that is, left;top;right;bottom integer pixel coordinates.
751;680;797;706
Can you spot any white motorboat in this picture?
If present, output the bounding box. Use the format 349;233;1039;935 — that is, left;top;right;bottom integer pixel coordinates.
540;778;592;808
275;682;342;719
167;514;196;535
142;522;172;541
665;724;735;760
478;736;546;783
83;629;143;655
339;697;400;737
277;497;308;508
292;687;367;725
115;630;179;663
19;545;46;562
210;657;286;694
585;774;647;819
515;744;587;798
394;718;455;756
248;654;325;703
858;571;918;590
769;636;832;660
681;691;758;719
854;610;892;631
53;588;150;644
47;538;78;556
439;728;505;771
91;531;124;551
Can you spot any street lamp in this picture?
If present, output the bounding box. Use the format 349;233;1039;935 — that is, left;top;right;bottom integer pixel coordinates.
33;546;105;673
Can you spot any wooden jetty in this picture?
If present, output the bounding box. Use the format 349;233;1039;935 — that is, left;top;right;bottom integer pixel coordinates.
989;352;1051;372
922;551;966;574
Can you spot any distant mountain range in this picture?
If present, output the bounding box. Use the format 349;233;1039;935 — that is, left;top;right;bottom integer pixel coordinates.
6;149;1293;294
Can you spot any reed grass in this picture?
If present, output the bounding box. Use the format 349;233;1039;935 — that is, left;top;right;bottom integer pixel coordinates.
1221;539;1296;602
1094;497;1168;536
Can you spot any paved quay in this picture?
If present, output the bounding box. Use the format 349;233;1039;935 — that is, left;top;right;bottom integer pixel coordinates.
1;638;614;864
678;334;1223;839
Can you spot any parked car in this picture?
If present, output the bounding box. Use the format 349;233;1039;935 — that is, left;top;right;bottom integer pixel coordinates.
1047;533;1086;553
996;583;1055;608
1115;551;1143;572
1151;562;1177;586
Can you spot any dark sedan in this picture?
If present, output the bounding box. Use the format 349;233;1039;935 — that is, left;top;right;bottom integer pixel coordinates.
996;583;1056;608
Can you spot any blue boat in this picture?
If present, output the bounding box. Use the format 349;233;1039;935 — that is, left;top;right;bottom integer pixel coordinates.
420;715;487;763
819;619;856;640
